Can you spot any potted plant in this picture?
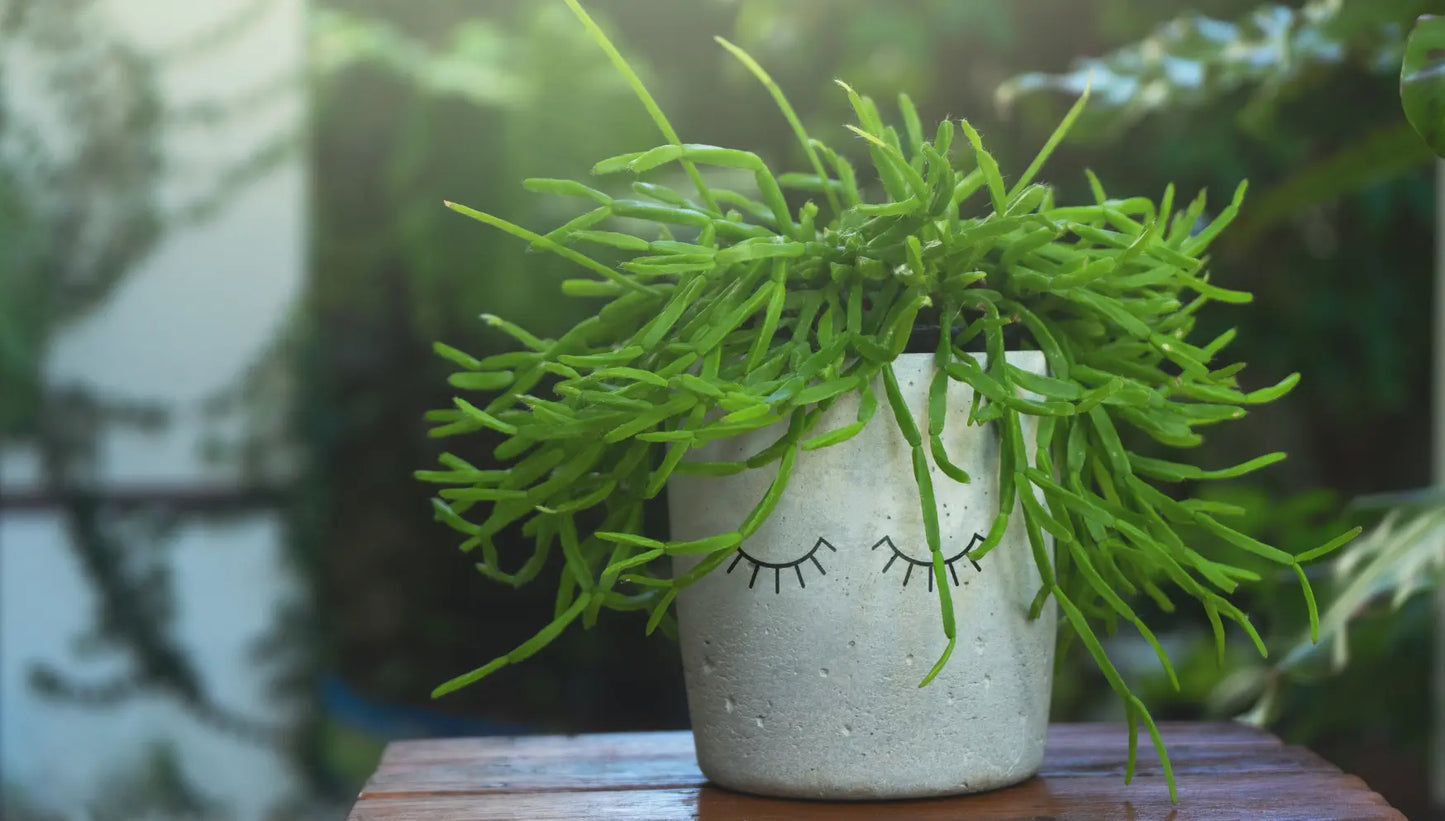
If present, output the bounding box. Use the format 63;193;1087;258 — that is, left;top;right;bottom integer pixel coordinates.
417;0;1359;802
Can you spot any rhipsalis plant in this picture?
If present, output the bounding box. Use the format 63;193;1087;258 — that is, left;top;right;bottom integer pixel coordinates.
417;0;1360;801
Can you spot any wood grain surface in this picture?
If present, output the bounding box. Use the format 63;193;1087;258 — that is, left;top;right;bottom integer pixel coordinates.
347;723;1404;820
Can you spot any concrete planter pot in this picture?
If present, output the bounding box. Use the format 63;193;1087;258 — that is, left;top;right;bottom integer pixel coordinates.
667;351;1057;800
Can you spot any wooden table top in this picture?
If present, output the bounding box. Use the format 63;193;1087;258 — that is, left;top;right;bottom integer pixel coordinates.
346;722;1403;820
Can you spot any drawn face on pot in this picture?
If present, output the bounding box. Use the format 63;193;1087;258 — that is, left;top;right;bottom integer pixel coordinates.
668;356;1031;605
666;386;1045;696
721;531;987;596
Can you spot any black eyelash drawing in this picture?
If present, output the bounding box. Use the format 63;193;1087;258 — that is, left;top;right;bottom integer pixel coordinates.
872;532;985;591
727;537;837;594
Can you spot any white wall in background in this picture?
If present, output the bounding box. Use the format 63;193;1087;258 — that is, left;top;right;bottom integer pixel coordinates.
0;1;308;818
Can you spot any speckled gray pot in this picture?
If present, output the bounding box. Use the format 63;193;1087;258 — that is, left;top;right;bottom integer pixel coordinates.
667;352;1057;800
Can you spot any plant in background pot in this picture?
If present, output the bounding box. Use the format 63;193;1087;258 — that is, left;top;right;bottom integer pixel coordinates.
416;0;1360;803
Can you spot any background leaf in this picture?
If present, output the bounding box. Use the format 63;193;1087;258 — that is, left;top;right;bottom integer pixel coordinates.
1401;14;1445;157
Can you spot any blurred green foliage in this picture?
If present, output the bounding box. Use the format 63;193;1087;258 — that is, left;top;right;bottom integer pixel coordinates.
1000;0;1435;137
0;2;164;436
1402;14;1445;157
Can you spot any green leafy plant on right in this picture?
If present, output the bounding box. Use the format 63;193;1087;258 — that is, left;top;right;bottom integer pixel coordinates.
1255;15;1445;694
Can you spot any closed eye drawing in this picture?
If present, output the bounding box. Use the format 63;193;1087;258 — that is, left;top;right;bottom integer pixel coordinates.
872;532;984;590
727;537;836;594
